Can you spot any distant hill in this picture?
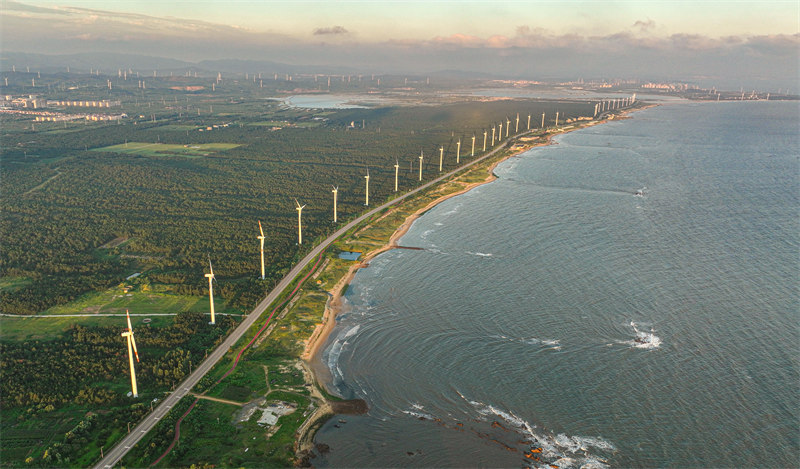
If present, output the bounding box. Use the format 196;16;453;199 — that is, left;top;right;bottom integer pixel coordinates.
0;51;500;81
1;51;193;73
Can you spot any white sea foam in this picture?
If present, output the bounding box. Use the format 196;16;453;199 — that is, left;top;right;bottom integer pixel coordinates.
456;391;614;468
628;321;661;349
466;251;493;257
342;324;361;339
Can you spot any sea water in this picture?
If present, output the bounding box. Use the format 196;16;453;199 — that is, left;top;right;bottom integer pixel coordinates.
315;101;799;467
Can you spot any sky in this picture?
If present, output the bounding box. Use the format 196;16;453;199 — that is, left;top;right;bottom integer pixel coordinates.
2;0;798;89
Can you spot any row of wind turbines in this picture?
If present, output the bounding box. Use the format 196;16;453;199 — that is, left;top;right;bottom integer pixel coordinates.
120;95;637;398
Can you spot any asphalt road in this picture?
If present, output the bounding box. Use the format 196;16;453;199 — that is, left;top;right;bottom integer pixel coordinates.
94;134;520;469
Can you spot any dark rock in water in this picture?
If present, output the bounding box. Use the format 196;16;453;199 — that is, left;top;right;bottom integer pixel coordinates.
315;443;331;455
329;398;368;415
407;452;415;456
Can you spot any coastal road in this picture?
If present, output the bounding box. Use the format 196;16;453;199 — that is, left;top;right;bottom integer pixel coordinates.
94;131;525;469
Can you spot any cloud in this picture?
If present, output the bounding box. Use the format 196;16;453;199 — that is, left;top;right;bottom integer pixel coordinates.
633;19;656;33
1;1;796;90
313;26;349;36
0;0;69;15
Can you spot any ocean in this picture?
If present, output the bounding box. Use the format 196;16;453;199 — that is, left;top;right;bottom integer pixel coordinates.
315;100;799;467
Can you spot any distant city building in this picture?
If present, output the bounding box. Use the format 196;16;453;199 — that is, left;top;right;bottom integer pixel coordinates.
47;99;121;108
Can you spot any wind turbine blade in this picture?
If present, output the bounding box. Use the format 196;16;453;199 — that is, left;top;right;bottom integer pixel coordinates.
294;198;300;208
130;333;140;362
126;309;132;331
258;220;264;237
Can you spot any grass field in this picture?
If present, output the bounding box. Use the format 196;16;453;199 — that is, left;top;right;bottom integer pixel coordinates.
0;284;238;341
42;286;231;316
93;142;241;157
0;315;176;341
0;276;33;293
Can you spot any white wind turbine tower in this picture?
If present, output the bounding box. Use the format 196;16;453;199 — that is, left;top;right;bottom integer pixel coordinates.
295;199;306;244
205;258;216;325
364;169;370;205
121;310;140;398
471;135;476;157
515;113;520;133
491;126;496;146
541;112;546;128
257;221;266;280
527;114;531;130
498;122;503;141
555;111;559;127
506;117;510;137
483;131;487;151
418;151;424;181
439;146;444;172
456;139;461;164
332;186;338;222
394;160;400;192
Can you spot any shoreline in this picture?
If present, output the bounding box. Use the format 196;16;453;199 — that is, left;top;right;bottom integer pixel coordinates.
295;104;653;457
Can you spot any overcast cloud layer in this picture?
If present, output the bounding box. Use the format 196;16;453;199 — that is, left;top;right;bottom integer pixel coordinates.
2;1;797;90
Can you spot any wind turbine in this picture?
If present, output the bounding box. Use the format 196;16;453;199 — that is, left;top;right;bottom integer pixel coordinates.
515;114;519;133
541;112;545;128
364;169;370;205
471;135;476;157
257;221;266;280
439;146;444;172
456;139;461;164
483;131;487;151
555;111;559;127
332;187;338;222
418;151;423;181
393;160;399;192
121;310;140;398
506;117;510;137
498;122;503;141
295;199;306;244
491;126;496;146
527;114;531;130
205;258;216;325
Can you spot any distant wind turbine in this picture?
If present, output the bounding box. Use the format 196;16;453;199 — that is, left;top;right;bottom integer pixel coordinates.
515;114;519;133
257;221;266;280
471;135;476;157
418;151;424;181
331;187;338;222
394;160;399;192
456;139;461;164
527;114;531;130
541;112;545;128
483;131;487;151
121;310;140;398
491;126;496;146
439;146;444;172
205;258;216;325
295;199;306;244
506;118;510;137
364;169;370;205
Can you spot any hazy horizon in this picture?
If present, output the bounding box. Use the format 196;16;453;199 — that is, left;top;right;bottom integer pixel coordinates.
2;0;798;90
